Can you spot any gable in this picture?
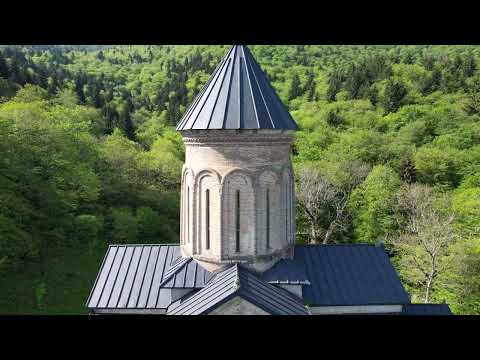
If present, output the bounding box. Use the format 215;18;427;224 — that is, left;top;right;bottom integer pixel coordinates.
167;264;310;315
208;296;270;315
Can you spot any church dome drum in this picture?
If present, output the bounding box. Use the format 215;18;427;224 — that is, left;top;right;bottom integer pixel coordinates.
177;45;298;272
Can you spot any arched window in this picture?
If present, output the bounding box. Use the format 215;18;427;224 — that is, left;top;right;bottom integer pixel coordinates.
235;190;240;252
266;189;270;249
206;189;210;250
187;186;190;243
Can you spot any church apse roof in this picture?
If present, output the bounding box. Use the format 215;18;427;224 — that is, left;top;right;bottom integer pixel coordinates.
175;45;299;131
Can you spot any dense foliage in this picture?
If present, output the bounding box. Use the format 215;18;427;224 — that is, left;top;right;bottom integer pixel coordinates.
1;45;479;314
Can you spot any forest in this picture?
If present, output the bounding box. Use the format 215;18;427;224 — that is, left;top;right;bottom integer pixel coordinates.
0;45;479;314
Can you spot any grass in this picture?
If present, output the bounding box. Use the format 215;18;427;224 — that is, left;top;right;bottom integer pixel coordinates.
0;244;107;314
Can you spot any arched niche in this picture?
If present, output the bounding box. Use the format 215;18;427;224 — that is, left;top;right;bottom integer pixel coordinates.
257;170;282;253
194;169;221;256
282;167;294;247
181;168;195;248
222;169;255;257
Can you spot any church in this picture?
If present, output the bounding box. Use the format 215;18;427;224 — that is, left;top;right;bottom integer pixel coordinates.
86;45;452;315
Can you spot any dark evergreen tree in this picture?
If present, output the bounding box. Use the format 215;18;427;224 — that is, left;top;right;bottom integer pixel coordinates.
462;54;477;78
368;85;378;106
421;67;442;95
304;70;316;101
96;51;105;61
326;70;343;102
0;54;9;79
326;109;343;128
288;73;302;101
382;80;407;114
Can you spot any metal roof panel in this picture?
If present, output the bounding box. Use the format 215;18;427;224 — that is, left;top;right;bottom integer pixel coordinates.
299;245;411;306
176;45;298;131
402;303;452;315
117;246;143;308
167;264;309;315
107;246;134;308
87;244;412;312
127;246;151;308
87;246;117;308
97;246;126;308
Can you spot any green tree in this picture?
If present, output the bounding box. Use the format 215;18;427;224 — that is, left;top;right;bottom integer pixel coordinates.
111;208;138;244
465;75;480;115
414;146;460;188
381;79;407;114
74;214;103;252
288;73;302;101
13;84;48;103
0;100;100;272
54;87;79;107
348;165;401;243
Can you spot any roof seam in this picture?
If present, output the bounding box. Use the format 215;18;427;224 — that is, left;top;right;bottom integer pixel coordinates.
188;51;229;129
145;246;162;308
206;57;231;129
134;246;152;308
176;48;231;130
94;246;118;308
125;246;145;308
105;247;127;308
241;46;261;129
221;46;237;129
238;50;242;129
244;47;276;129
114;247;136;308
168;271;239;314
154;246;169;307
85;245;113;307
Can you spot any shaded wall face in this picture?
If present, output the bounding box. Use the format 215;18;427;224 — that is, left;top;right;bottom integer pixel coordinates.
180;130;296;271
208;296;270;315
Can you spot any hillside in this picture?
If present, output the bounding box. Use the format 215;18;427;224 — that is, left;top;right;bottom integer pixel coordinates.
0;45;479;314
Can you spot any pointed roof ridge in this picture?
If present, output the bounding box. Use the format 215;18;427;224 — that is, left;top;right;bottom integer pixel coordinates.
166;263;310;315
176;45;298;131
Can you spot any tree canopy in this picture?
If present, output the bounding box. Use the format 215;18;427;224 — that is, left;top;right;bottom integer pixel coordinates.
1;45;480;314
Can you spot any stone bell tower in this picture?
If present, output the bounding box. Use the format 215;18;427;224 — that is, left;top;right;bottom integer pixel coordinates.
176;45;298;272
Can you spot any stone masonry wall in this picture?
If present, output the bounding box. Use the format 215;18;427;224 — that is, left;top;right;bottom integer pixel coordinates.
208;296;270;315
180;130;296;272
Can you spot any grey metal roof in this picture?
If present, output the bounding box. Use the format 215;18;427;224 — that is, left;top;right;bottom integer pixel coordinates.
260;247;310;285
167;264;310;315
85;244;214;310
288;244;411;306
159;256;215;289
402;304;452;315
87;244;412;312
176;45;298;131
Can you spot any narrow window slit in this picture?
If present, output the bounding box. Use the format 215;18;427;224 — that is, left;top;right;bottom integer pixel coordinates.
187;186;190;244
206;189;210;250
235;190;240;253
266;189;270;249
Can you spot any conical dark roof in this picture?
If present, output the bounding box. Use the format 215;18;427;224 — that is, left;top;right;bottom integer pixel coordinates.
176;45;298;131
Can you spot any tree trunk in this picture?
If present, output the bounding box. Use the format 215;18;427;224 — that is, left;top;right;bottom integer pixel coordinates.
310;223;318;244
424;273;434;303
323;223;336;244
